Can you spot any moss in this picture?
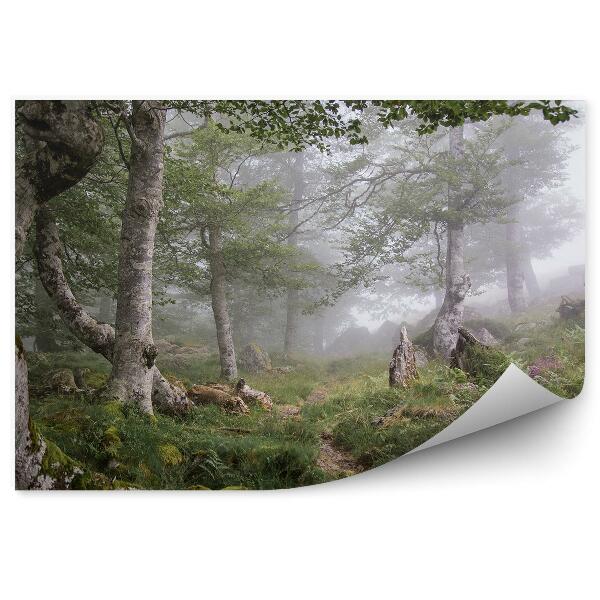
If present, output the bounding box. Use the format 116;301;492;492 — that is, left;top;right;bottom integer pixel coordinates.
40;437;84;488
459;342;511;387
101;401;124;420
71;471;139;490
188;484;211;490
158;444;184;466
85;370;109;389
102;425;122;458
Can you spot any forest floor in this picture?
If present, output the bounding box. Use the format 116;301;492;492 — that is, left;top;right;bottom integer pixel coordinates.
26;302;584;490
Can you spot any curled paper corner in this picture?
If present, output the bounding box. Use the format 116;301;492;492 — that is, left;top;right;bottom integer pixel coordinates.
408;363;566;455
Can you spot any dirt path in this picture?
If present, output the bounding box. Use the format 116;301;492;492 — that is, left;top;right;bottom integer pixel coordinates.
316;432;363;477
274;384;362;477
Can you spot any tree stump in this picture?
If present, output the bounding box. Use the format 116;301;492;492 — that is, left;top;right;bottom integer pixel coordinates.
450;328;483;373
389;326;418;388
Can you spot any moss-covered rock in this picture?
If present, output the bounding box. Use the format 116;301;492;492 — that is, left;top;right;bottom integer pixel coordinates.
451;328;511;387
158;444;183;466
102;425;122;458
239;343;271;373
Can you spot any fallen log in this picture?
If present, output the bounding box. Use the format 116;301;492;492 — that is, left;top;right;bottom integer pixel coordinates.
236;379;273;410
187;385;249;414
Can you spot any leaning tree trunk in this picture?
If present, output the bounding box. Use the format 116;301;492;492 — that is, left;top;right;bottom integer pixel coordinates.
15;101;103;489
505;204;527;313
284;152;304;355
433;126;471;359
106;101;166;414
208;225;238;381
35;194;191;415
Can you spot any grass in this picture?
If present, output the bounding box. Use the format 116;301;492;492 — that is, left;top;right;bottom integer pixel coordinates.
26;310;584;489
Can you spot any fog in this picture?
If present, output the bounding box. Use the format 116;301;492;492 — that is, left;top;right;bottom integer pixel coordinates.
17;103;585;358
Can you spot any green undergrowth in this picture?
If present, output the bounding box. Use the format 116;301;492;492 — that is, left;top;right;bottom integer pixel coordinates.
27;313;584;489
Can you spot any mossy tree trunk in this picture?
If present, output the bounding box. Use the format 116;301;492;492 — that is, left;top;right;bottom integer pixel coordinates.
208;224;238;381
284;152;304;355
35;206;191;415
15;101;103;489
106;101;166;414
433;126;471;359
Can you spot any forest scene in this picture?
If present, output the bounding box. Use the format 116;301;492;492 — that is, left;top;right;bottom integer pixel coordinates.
15;100;585;490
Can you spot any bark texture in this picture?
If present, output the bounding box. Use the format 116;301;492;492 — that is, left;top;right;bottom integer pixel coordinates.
208;225;238;380
15;101;101;489
433;126;471;359
16;101;104;255
236;379;273;410
284;152;305;355
505;204;527;313
107;101;166;413
34;207;191;415
389;326;418;388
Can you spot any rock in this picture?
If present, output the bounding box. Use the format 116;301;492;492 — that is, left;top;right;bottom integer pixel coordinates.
516;337;532;347
73;367;90;390
389;326;418;388
276;404;301;419
50;368;79;393
155;339;210;361
557;296;585;320
471;327;499;346
158;444;184;466
239;343;271;373
414;345;429;368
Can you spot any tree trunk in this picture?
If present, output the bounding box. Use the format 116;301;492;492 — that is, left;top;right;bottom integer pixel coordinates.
15;101;103;489
523;251;541;300
35;200;191;415
106;102;166;413
33;277;59;352
505;204;527;313
15;101;104;256
284;152;304;355
208;225;237;380
313;314;325;354
433;126;471;359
